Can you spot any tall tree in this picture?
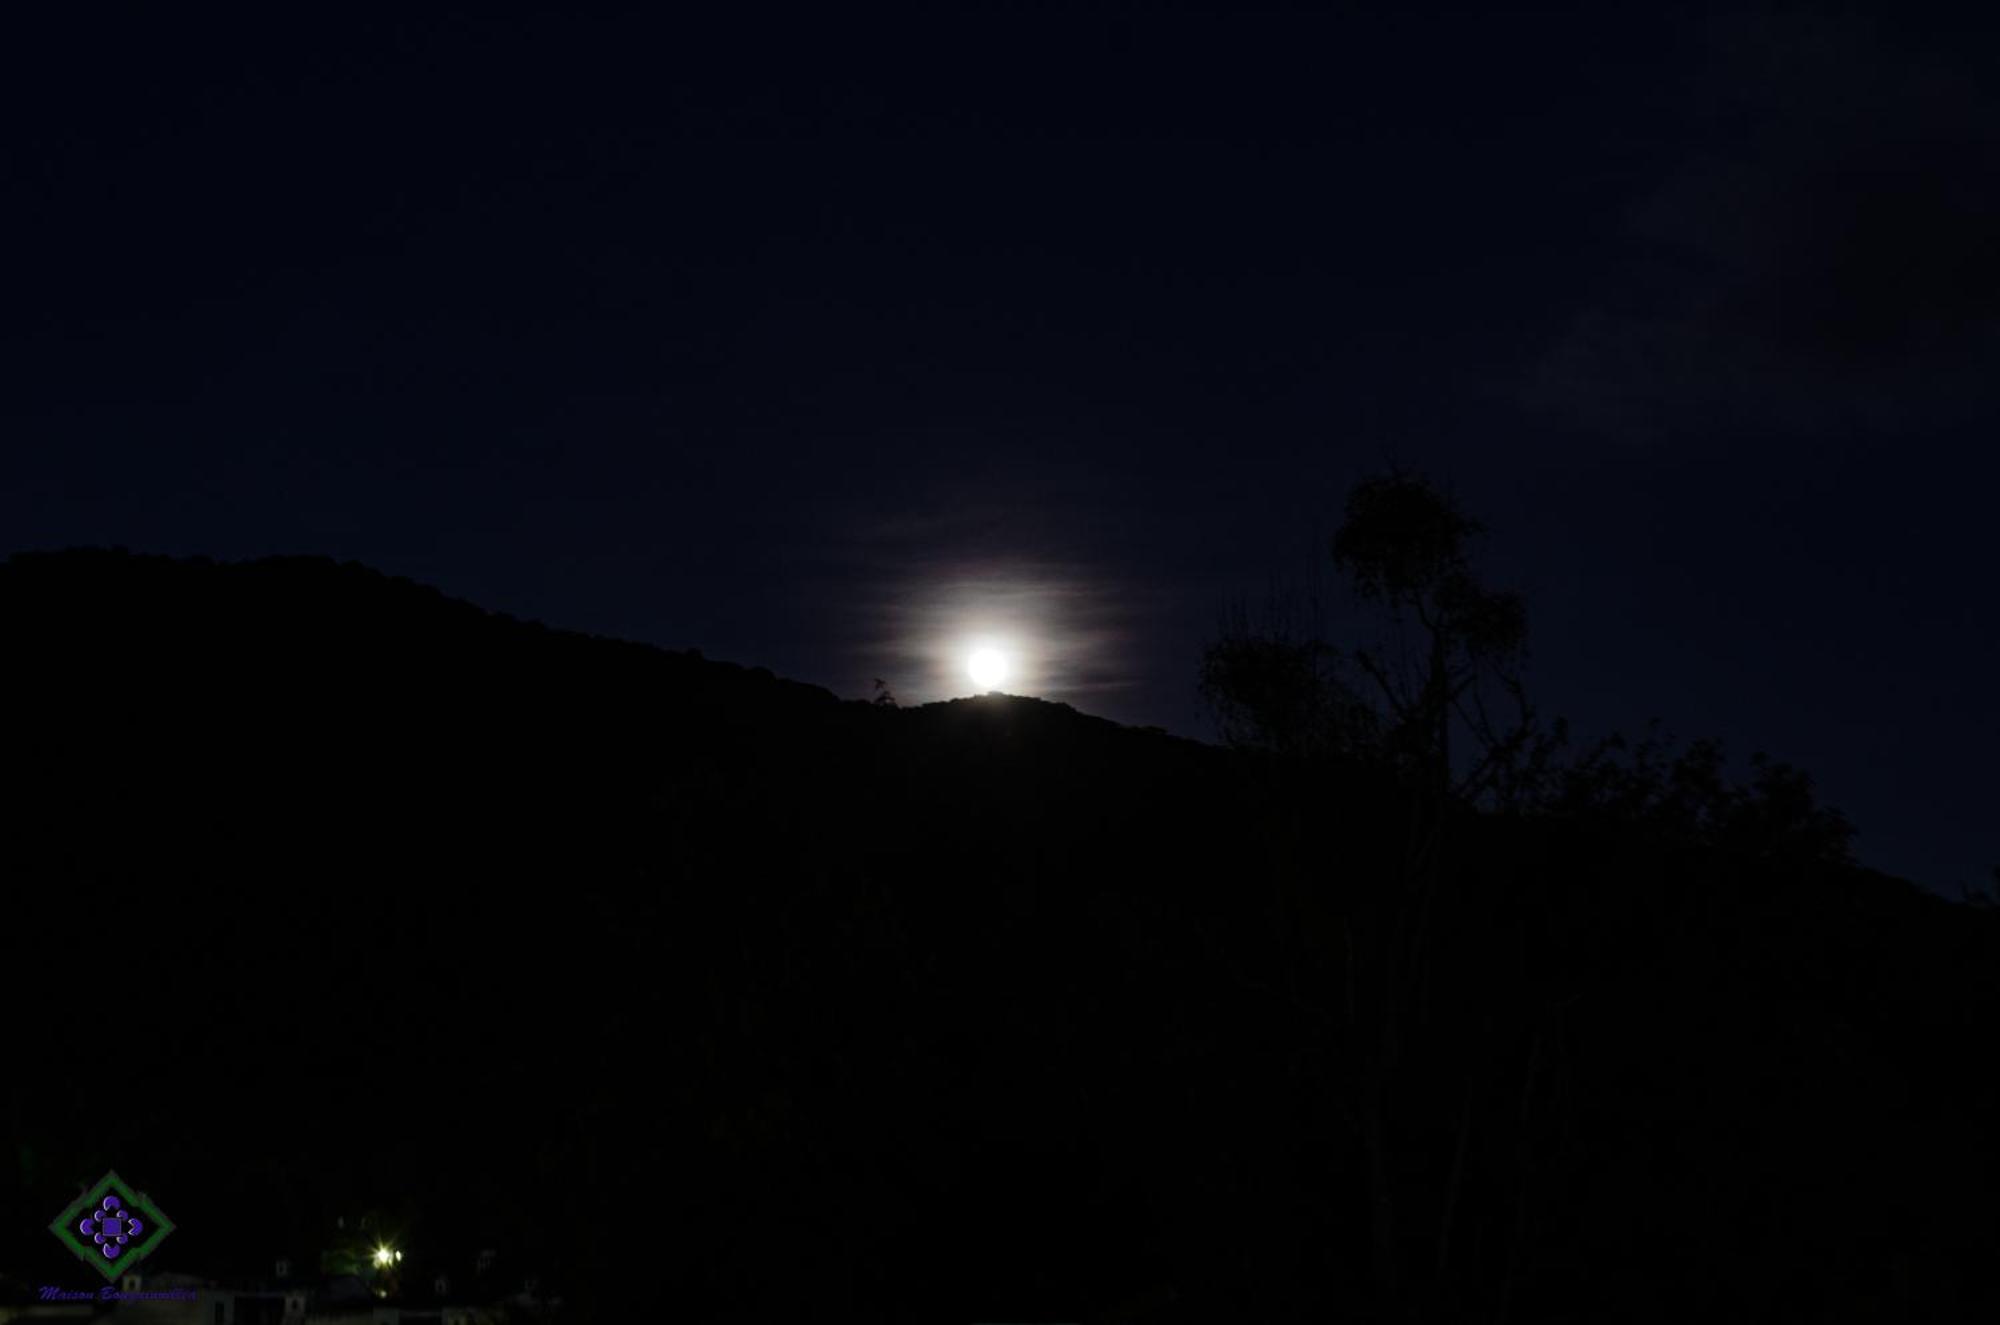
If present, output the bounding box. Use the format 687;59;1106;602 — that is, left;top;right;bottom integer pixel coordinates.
1330;470;1533;806
1195;471;1560;1319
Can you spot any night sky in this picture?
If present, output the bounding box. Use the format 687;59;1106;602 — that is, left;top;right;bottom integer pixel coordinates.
6;5;1994;895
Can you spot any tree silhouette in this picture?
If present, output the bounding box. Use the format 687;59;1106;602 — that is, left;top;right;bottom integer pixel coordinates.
1330;470;1535;805
1198;598;1377;759
1197;470;1547;805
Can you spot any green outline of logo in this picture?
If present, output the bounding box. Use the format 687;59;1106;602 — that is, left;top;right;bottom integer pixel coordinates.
48;1171;177;1281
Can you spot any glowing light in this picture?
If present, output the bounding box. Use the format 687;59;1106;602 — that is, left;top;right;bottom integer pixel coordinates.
373;1247;394;1268
967;645;1008;689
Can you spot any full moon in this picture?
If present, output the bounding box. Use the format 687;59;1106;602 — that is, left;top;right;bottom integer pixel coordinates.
967;646;1009;689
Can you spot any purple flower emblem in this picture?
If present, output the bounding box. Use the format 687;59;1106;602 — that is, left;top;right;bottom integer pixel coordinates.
49;1172;176;1280
78;1195;146;1259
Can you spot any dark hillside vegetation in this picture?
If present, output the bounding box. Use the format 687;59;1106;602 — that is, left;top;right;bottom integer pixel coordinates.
3;549;1996;1322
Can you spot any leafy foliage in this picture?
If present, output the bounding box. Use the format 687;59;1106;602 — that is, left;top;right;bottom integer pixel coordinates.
1197;602;1377;758
1531;719;1856;864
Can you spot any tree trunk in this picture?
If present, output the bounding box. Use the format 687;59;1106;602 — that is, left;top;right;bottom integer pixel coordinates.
1362;1059;1401;1321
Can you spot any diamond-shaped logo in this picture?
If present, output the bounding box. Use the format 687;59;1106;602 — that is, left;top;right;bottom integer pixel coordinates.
48;1171;176;1280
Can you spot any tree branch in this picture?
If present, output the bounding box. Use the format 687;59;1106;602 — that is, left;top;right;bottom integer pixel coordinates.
1355;649;1416;725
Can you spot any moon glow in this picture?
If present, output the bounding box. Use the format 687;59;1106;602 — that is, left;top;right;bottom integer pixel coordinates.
968;645;1009;689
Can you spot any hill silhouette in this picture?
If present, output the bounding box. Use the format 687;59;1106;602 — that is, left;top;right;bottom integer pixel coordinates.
4;548;1997;1322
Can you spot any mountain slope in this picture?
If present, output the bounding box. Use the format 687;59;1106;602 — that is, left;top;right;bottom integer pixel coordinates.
3;549;1996;1323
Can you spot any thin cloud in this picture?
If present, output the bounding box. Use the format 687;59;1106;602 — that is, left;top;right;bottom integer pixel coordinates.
803;475;1158;708
1525;11;2000;444
844;556;1153;709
